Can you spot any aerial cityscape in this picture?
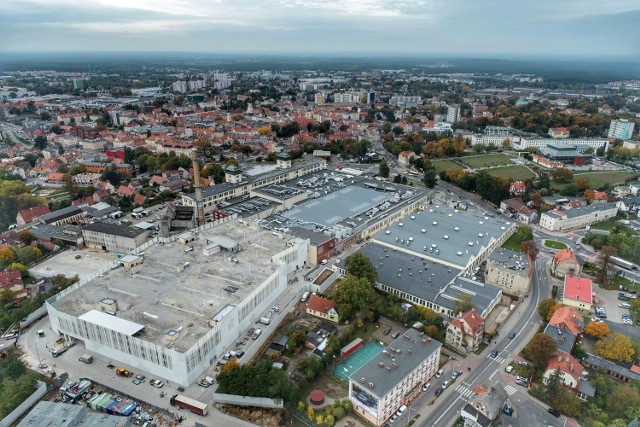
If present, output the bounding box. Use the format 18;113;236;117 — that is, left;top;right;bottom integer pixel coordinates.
1;1;640;427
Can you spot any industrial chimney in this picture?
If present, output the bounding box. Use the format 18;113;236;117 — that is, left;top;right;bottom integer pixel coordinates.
191;149;205;226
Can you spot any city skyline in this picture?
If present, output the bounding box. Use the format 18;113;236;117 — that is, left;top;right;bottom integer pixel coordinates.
1;0;639;58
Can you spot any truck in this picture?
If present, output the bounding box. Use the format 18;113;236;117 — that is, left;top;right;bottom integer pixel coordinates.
46;337;75;357
108;211;124;219
115;367;132;377
79;354;93;364
258;317;271;325
132;207;144;214
251;329;262;340
169;394;208;416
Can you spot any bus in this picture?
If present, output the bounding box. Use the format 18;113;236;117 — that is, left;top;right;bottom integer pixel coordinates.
611;256;639;271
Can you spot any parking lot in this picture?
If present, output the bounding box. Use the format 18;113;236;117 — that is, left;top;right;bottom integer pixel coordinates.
594;288;636;326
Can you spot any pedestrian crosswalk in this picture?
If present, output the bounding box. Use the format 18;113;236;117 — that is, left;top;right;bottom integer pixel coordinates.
455;384;475;399
504;385;518;396
493;355;507;364
455;384;518;400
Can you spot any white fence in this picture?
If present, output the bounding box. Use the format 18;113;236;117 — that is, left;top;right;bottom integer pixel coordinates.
0;381;47;427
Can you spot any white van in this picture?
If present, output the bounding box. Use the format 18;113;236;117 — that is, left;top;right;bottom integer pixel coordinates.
301;291;310;303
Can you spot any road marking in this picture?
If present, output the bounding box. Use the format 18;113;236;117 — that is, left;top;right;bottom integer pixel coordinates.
489;368;498;380
504;385;518;396
431;395;463;427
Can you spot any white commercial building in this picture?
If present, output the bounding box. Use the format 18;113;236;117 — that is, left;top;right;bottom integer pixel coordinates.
349;329;441;426
512;138;608;151
46;218;309;386
608;119;635;140
539;204;618;231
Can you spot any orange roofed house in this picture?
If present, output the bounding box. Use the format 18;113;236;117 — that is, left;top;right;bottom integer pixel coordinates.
306;295;340;323
551;248;581;277
562;275;592;313
16;205;51;225
446;309;485;353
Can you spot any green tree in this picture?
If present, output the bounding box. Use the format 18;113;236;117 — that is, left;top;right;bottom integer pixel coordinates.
551;168;574;183
545;368;563;398
344;253;378;284
333;275;374;320
596;245;618;286
537;298;556;320
453;292;474;314
16;246;40;265
422;161;437;189
18;230;36;245
549;387;582;417
0;247;16;266
595;332;634;362
324;414;335;426
524;333;558;369
607;384;640;417
378;162;390;178
7;262;28;278
34;135;48;150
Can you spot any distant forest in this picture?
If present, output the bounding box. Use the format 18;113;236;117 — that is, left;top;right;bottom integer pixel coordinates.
1;52;638;84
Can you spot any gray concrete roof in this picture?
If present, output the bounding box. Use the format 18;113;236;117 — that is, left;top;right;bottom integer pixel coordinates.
349;328;441;398
340;243;501;316
543;324;576;355
374;206;512;268
488;248;529;277
83;222;149;238
545;203;617;219
283;185;392;227
17;401;126;427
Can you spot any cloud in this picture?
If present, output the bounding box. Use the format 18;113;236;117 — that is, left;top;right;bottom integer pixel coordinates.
0;0;638;56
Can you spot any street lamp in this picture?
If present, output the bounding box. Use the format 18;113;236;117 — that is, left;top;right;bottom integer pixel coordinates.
405;405;415;426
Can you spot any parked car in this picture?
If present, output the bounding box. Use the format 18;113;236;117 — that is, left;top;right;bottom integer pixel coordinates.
422;383;431;392
508;332;516;339
150;379;163;388
389;414;398;423
383;327;392;336
435;387;443;397
548;408;561;417
505;365;513;373
442;380;450;389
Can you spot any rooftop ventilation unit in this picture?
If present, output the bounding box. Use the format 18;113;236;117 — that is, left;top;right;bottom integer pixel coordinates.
432;221;438;226
444;235;449;239
454;227;460;231
399;222;404;227
421;229;426;233
411;215;416;220
479;221;484;225
409;237;414;241
448;214;453;217
478;233;484;237
386;230;391;234
457;251;463;256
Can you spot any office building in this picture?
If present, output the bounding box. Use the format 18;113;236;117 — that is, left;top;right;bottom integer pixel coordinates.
82;222;150;255
446;104;461;123
608;119;635;140
539;204;618;231
349;328;441;426
484;249;530;297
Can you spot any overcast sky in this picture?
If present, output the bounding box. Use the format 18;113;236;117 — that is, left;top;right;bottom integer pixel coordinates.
1;0;639;57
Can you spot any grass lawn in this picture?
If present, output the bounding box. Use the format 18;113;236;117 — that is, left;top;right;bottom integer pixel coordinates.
432;159;463;173
459;154;514;169
502;233;524;252
553;171;638;190
487;165;537;180
544;240;567;250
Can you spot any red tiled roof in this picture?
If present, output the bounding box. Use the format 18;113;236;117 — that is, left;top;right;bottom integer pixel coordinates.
17;205;51;223
0;269;23;287
548;306;583;336
117;185;135;197
307;295;335;314
564;275;592;304
553;248;578;266
459;309;484;333
546;354;583;386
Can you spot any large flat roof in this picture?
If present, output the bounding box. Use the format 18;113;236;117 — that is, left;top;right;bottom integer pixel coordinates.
340;242;501;316
350;328;441;398
83;222;148;238
283;186;392;227
373;206;512;268
53;220;291;352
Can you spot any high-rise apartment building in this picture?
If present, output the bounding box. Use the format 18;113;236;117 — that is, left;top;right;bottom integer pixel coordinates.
608;119;635;140
446;104;461;123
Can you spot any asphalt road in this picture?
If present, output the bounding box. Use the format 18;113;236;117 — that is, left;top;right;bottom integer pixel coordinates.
411;256;561;427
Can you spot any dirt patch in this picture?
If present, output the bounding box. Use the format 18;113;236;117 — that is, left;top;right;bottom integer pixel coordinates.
218;405;284;427
313;374;349;400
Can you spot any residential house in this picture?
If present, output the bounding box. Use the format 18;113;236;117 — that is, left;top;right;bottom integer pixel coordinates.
160;179;190;193
93;189;110;203
500;198;537;224
582;352;640;384
306;295;339;323
117;185;135;198
37;205;85;226
551;248;581;276
397;150;417;165
460;383;508;427
148;175;167;187
16;205;51;225
0;269;27;300
446;309;485;353
543;354;584;391
562;275;592;313
509;181;527;197
591;191;608;204
548;306;584;337
616;197;640;214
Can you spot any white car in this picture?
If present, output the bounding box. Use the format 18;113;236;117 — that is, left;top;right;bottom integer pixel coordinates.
271;306;280;313
389;414;398;423
422;383;431;392
442;380;450;389
150;379;164;388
